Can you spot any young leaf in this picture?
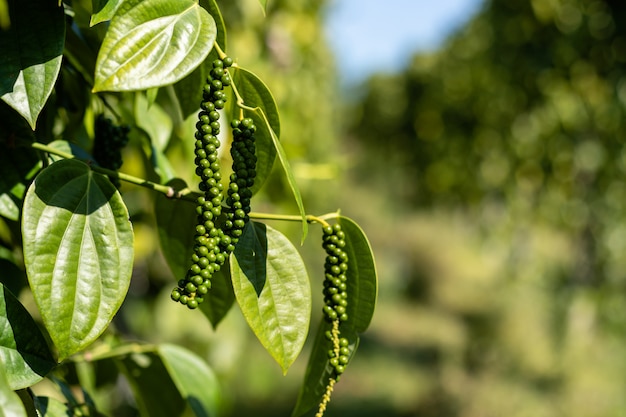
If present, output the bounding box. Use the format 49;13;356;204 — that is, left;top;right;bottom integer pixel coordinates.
22;159;134;360
0;0;65;129
199;263;236;329
231;221;311;373
230;67;279;196
291;320;359;417
0;370;27;417
93;0;216;92
0;285;56;390
90;0;123;26
154;179;196;279
159;344;221;417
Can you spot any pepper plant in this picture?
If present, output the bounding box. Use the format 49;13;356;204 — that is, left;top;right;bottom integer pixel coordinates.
0;0;377;416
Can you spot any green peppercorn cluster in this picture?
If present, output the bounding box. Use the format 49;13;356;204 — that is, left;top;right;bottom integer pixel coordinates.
171;57;234;309
325;330;350;376
93;114;130;187
222;118;257;245
322;224;349;323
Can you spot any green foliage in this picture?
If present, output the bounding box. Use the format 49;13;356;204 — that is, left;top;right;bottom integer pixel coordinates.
0;285;55;390
0;0;64;129
92;0;217;92
0;0;376;416
231;221;311;374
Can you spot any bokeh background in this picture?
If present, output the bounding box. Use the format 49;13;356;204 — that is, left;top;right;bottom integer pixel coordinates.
64;0;626;416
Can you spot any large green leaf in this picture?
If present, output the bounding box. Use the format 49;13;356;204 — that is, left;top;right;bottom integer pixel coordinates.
0;285;56;390
93;0;217;92
231;221;310;373
155;179;196;280
291;320;359;417
172;0;227;119
0;0;65;129
22;159;134;360
0;370;26;417
159;344;221;417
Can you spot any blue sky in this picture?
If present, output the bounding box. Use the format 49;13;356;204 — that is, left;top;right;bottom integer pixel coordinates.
323;0;485;86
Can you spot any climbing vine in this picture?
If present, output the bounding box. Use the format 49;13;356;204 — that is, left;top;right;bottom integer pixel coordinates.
0;0;377;416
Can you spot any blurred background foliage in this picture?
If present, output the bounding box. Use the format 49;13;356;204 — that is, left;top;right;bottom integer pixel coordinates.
10;0;626;415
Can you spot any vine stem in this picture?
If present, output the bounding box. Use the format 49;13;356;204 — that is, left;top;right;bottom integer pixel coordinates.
248;211;330;227
31;142;337;227
31;142;198;202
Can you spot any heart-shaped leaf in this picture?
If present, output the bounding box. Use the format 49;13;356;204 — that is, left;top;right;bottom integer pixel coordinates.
22;159;134;360
0;0;65;129
231;221;310;373
93;0;216;92
0;285;56;390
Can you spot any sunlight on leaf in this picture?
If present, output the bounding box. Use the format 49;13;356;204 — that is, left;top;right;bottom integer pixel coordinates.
22;159;134;360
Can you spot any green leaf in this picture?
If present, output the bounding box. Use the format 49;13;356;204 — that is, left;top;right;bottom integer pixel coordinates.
0;0;65;129
90;0;123;26
231;67;308;239
291;320;359;417
231;221;310;373
0;370;26;417
199;263;236;329
337;216;378;333
159;344;221;417
46;140;93;162
135;93;173;152
230;67;279;196
22;159;134;360
93;0;217;92
116;351;186;417
33;396;72;417
155;179;196;280
172;0;227;119
0;285;56;390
